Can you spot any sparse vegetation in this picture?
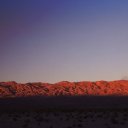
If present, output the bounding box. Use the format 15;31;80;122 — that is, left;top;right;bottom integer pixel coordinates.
0;109;128;128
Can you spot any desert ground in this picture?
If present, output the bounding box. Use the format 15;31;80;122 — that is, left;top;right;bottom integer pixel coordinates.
0;109;128;128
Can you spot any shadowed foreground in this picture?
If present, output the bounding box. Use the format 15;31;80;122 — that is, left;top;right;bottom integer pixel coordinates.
0;95;128;111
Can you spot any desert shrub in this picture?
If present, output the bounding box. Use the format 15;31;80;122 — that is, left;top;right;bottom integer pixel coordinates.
53;112;59;117
77;124;83;127
67;126;72;128
24;119;30;123
22;123;29;128
12;117;18;121
35;115;44;122
49;126;53;128
110;118;119;124
96;114;103;118
25;113;30;117
120;121;125;125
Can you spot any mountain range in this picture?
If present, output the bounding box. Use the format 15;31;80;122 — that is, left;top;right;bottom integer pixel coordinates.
0;80;128;98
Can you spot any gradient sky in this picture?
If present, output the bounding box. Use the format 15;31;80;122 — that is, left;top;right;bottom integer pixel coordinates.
1;0;128;83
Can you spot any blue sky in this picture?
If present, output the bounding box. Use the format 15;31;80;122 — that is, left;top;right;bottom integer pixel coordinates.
1;0;128;83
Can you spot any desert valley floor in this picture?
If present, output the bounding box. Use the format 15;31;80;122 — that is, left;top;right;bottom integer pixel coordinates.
1;109;128;128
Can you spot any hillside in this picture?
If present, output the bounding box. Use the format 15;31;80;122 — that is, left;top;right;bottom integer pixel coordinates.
0;80;128;97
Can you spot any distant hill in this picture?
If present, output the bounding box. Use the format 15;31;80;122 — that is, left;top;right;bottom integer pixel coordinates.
0;80;128;98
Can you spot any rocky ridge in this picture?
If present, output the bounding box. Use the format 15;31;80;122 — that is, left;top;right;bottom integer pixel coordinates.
0;80;128;97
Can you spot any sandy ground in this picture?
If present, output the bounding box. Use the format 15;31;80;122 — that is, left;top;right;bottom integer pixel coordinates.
0;109;128;128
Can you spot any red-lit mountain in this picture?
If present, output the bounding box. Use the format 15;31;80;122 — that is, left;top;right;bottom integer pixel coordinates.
0;80;128;97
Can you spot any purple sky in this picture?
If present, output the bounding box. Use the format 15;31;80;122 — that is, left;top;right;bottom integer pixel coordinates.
1;0;128;83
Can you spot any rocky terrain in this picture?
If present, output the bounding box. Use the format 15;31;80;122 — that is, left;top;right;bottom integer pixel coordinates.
1;80;128;128
0;80;128;97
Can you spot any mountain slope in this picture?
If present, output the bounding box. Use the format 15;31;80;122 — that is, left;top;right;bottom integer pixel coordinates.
0;80;128;97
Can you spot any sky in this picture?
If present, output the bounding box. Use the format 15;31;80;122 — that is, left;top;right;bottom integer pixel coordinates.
1;0;128;83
